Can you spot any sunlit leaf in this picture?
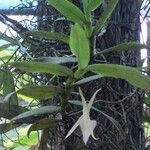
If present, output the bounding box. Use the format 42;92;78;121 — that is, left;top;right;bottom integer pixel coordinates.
93;0;118;35
24;30;69;43
69;23;90;69
27;118;59;137
11;106;61;123
8;132;38;150
32;56;77;64
86;64;150;92
95;42;148;56
47;0;87;25
10;61;74;77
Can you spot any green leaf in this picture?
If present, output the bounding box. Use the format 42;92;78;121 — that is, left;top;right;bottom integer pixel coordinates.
144;97;150;105
82;0;90;11
9;132;38;149
86;64;150;92
24;30;69;43
74;75;102;85
69;23;90;69
95;42;149;56
10;61;74;77
69;100;124;138
3;67;18;105
27;118;59;137
32;56;77;64
47;0;87;25
82;0;91;21
11;105;61;123
0;70;4;87
87;0;103;11
18;85;64;99
143;113;150;123
4;85;64;101
93;0;118;36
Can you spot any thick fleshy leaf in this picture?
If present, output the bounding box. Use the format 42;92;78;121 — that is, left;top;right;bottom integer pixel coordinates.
10;61;74;77
69;23;90;69
47;0;87;25
87;0;103;11
95;42;149;56
74;75;102;85
4;85;64;102
9;132;38;149
86;64;150;92
11;106;61;122
24;30;69;43
27;118;59;137
3;67;18;105
32;56;77;64
93;0;118;35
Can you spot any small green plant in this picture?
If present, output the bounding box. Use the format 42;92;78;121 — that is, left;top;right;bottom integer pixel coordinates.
0;0;150;148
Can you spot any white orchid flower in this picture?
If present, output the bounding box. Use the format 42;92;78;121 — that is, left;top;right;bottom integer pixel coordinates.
65;88;100;145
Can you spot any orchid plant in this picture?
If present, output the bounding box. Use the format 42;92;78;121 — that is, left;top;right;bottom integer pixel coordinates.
0;0;150;148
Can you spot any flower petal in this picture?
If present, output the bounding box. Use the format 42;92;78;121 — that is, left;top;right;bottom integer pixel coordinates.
91;132;99;140
88;89;101;110
65;116;82;139
79;87;87;107
80;117;97;145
